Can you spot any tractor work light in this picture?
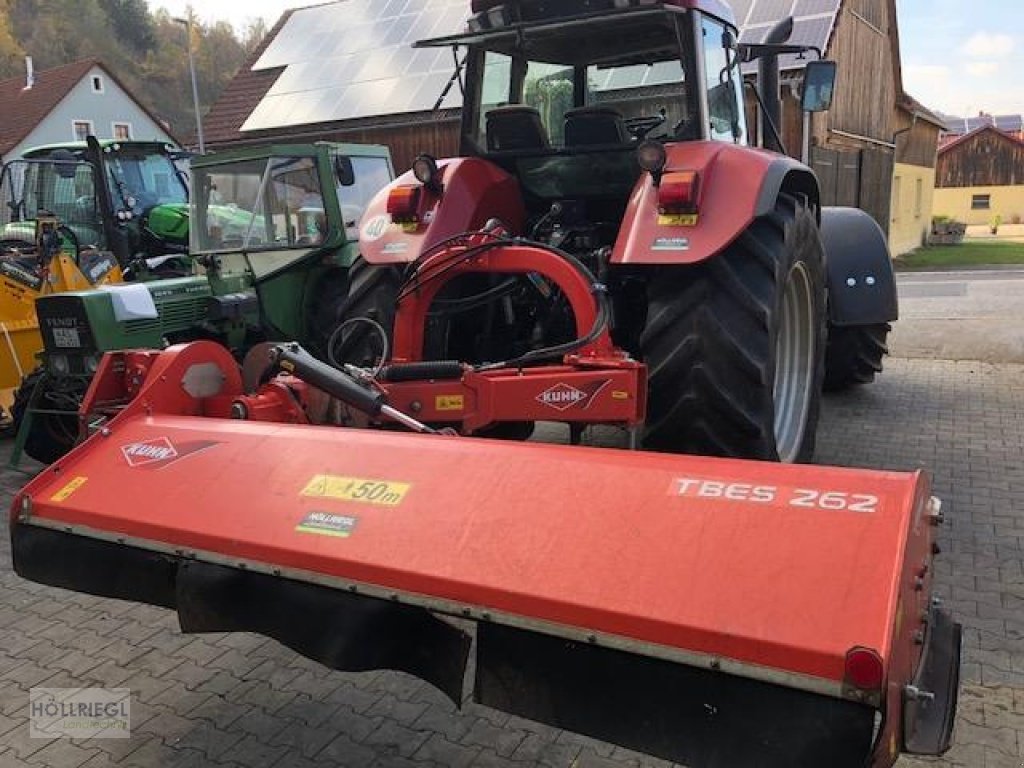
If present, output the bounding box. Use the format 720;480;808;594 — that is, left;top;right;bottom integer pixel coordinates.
658;171;700;214
412;154;442;194
637;141;667;185
387;185;421;224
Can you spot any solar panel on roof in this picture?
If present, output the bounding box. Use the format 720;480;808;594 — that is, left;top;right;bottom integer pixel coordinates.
240;0;844;133
243;0;466;132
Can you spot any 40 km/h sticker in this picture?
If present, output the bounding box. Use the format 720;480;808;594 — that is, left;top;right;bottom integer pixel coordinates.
301;475;410;507
670;477;880;513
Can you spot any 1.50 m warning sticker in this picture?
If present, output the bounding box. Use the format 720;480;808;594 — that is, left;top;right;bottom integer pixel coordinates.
301;475;410;506
670;477;880;513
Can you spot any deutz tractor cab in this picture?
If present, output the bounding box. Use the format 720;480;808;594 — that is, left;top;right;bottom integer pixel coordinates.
21;138;190;278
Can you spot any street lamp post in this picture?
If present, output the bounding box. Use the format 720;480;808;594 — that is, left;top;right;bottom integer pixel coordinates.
174;11;205;154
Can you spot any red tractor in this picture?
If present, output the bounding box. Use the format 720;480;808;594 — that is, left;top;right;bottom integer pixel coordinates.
336;0;897;462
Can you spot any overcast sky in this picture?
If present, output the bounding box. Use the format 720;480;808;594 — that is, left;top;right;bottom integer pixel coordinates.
146;0;1023;118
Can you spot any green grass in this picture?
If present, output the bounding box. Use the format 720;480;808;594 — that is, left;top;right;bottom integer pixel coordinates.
896;241;1024;270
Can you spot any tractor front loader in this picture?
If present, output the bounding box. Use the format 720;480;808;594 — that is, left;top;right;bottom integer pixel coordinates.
1;136;188;436
1;156;125;430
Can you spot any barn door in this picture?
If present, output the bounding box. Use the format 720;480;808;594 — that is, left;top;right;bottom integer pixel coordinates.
809;146;893;234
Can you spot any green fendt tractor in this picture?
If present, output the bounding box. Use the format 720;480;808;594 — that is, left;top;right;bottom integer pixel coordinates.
12;142;394;464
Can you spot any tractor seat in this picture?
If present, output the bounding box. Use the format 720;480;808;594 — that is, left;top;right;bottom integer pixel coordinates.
486;106;550;152
564;106;631;146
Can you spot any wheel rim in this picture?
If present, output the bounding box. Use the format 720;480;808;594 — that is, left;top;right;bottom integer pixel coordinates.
773;262;815;462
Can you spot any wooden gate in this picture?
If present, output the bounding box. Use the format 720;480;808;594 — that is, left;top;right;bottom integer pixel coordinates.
810;146;893;234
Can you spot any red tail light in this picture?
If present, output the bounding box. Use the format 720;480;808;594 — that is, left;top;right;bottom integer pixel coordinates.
844;646;884;691
387;185;421;223
658;171;700;214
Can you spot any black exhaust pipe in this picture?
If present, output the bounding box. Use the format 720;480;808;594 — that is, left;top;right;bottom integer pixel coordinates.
758;17;794;154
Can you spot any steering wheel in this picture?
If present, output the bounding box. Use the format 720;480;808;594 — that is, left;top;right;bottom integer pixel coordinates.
625;113;668;140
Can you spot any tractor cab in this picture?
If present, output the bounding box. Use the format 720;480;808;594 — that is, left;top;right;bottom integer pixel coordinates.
431;0;746;148
17;140;190;277
392;0;758;266
189;143;392;286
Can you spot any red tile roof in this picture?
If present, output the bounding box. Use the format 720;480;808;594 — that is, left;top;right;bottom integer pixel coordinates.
0;59;181;159
0;59;96;158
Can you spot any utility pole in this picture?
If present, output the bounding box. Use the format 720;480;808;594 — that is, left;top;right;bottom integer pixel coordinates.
174;8;205;154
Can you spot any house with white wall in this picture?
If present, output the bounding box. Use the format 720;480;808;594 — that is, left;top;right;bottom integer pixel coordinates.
0;59;178;161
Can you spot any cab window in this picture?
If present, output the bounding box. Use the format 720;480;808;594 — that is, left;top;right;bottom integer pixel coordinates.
701;17;746;143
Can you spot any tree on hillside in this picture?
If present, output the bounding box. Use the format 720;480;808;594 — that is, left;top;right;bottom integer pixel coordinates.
0;0;264;143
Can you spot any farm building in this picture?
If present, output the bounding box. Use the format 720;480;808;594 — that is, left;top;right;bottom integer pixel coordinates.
941;113;1024;144
889;95;945;255
933;125;1024;226
201;0;936;253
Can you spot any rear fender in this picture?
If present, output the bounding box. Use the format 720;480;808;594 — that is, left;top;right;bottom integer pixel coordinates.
359;158;525;265
820;207;899;326
611;142;819;265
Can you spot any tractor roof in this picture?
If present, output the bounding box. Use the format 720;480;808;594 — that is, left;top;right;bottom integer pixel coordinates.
466;0;736;28
419;1;737;65
189;142;392;169
22;140;178;158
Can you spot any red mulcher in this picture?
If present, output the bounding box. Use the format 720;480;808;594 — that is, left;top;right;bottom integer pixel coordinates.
9;2;959;766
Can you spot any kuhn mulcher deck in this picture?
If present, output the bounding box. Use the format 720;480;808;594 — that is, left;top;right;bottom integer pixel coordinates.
11;340;959;767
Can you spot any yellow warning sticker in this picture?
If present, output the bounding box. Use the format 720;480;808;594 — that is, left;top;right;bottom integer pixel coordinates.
611;390;630;400
435;394;465;412
301;475;410;506
50;476;88;502
658;213;699;227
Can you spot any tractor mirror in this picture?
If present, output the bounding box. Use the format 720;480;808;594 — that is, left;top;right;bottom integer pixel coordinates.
801;61;837;113
334;156;355;187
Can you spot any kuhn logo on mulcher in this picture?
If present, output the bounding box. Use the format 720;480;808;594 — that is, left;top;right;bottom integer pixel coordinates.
536;383;588;411
121;438;178;467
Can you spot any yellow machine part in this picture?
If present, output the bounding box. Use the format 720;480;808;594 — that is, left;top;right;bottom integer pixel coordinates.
0;254;123;425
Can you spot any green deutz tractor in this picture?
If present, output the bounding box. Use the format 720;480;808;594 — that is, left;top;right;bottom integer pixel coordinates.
12;142;394;464
8;137;192;279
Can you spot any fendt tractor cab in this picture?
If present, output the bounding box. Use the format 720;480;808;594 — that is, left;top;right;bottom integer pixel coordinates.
12;142;393;464
340;0;899;463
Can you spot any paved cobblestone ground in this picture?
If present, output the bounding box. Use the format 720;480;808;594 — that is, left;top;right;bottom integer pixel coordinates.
0;356;1021;767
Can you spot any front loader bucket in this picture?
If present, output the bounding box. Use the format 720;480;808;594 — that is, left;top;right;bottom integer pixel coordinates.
0;316;41;422
9;349;960;766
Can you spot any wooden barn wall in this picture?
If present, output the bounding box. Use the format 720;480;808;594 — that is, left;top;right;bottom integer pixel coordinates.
742;84;810;161
331;120;462;172
817;0;896;146
895;111;940;168
936;132;1024;187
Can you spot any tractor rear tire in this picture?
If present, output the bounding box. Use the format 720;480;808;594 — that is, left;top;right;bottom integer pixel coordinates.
823;323;890;391
331;257;402;369
11;369;79;465
307;268;350;359
639;197;826;462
